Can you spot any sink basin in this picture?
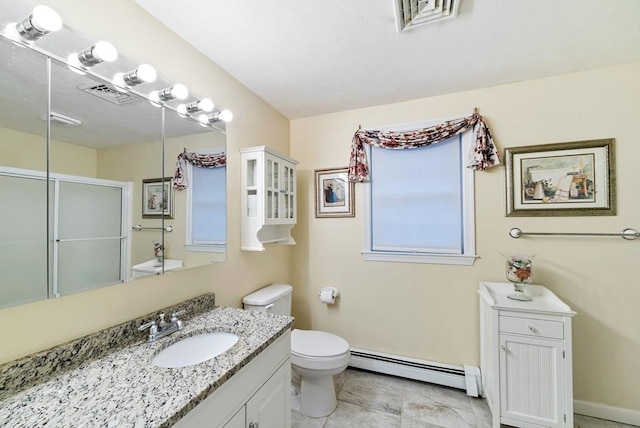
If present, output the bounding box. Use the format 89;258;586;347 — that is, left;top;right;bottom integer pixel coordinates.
152;332;239;368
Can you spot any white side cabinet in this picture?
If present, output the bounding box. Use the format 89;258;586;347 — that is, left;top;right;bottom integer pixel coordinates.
479;282;576;428
240;146;299;251
174;331;292;428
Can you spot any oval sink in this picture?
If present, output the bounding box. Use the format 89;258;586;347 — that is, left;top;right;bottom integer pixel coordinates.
152;332;239;368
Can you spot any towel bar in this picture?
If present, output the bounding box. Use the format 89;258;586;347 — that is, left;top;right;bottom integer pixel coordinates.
509;227;638;240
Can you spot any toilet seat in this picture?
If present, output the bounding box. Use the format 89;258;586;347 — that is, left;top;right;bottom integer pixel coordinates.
291;329;349;357
291;329;350;371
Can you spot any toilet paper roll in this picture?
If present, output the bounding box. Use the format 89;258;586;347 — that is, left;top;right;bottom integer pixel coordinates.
319;287;339;304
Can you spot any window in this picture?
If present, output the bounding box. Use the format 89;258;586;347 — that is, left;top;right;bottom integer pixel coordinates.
186;149;226;252
363;118;476;265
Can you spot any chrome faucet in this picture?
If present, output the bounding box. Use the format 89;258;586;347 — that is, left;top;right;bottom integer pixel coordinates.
139;310;186;342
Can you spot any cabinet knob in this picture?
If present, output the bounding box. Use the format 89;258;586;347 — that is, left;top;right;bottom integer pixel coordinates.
528;325;537;333
249;423;259;428
501;345;506;351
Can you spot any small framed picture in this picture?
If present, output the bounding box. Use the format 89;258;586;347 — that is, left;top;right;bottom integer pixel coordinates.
142;177;174;219
315;167;355;218
505;138;615;216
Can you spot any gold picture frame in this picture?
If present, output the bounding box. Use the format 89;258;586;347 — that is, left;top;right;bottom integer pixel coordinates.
315;167;355;218
505;138;615;216
142;177;174;219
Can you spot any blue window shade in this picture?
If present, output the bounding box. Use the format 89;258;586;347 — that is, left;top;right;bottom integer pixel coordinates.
369;135;463;254
191;166;226;244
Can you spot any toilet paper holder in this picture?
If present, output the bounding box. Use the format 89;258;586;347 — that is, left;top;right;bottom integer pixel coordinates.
319;287;340;304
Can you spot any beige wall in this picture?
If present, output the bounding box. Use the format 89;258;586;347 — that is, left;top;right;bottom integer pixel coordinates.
1;127;97;177
290;62;640;411
0;0;291;363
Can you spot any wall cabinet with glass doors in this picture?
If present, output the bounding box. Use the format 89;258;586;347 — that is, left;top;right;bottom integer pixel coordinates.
240;146;298;251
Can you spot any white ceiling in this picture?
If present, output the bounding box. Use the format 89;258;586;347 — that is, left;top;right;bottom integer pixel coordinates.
136;0;640;120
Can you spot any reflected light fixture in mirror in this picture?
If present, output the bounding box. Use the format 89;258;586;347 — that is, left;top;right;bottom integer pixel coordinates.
3;4;62;43
150;84;189;105
67;41;118;74
112;64;157;91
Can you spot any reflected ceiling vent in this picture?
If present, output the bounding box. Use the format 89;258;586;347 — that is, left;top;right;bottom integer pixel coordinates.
41;112;81;126
79;83;140;105
394;0;460;32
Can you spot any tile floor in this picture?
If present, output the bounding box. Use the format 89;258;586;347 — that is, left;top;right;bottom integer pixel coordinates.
292;368;638;428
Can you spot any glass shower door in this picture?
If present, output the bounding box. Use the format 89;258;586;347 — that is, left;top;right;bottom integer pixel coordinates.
55;180;124;296
0;173;50;307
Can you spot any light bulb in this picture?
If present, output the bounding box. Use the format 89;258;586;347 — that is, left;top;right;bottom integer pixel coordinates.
149;91;161;103
66;54;87;75
136;64;157;83
170;84;189;100
92;41;118;62
176;104;188;116
151;84;189;104
31;5;62;33
112;73;128;92
218;109;233;122
114;64;157;89
6;5;62;43
68;41;117;72
198;98;214;112
197;114;209;125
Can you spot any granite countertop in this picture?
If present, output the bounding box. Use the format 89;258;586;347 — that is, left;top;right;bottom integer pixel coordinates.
0;295;293;428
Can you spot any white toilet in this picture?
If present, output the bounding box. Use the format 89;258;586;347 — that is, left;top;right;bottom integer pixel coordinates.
242;283;350;418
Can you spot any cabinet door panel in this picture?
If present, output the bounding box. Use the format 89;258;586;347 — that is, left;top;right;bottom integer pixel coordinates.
499;335;565;428
246;361;291;428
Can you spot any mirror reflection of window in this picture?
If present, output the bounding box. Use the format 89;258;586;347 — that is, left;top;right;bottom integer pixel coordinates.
186;149;227;253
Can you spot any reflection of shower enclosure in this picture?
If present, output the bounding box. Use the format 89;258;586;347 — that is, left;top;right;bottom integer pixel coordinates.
0;167;131;308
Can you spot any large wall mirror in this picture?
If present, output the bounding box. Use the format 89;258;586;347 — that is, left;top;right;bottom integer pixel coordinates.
0;1;227;309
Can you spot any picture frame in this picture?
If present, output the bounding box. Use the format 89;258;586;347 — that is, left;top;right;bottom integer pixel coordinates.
142;177;174;219
315;167;355;218
505;138;615;217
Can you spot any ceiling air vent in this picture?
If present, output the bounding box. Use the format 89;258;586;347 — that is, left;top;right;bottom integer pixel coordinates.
394;0;460;32
79;83;141;105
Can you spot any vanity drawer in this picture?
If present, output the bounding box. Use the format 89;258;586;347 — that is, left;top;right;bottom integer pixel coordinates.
499;316;564;339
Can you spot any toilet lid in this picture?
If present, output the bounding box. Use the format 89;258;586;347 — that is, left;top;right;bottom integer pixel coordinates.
291;329;349;358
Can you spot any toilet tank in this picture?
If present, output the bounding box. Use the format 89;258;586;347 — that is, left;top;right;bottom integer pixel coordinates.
242;283;292;315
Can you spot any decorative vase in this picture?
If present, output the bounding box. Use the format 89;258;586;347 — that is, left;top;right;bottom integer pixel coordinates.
501;253;535;301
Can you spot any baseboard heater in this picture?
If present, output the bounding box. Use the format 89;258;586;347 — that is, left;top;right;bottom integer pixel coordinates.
349;348;481;397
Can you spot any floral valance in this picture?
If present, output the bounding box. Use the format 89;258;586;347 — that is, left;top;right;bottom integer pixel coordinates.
172;151;226;190
348;112;500;182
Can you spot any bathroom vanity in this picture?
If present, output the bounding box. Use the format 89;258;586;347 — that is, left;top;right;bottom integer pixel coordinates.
479;281;576;428
0;294;293;427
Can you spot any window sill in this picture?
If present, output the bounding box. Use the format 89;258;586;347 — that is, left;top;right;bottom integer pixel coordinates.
186;244;226;253
361;251;477;265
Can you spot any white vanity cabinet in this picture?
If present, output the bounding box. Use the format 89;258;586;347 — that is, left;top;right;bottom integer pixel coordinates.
240;146;299;251
174;331;291;428
479;282;576;428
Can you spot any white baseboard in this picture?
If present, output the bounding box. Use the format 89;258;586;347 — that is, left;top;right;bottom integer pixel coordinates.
574;400;640;426
348;347;481;397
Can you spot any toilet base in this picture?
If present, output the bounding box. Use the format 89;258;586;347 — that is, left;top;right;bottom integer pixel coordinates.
294;373;337;418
